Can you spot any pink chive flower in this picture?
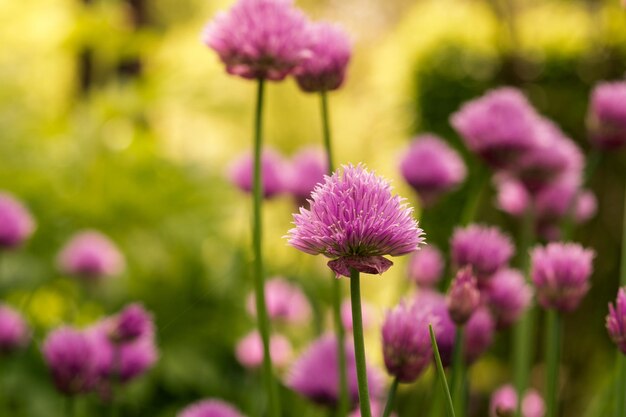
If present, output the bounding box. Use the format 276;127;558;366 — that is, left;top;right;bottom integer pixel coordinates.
407;245;445;287
451;224;514;281
286;334;384;406
178;399;247;417
246;277;312;324
202;0;310;81
228;148;288;199
341;298;375;332
0;192;35;250
294;21;351;93
484;268;532;330
450;88;540;168
400;134;467;207
530;242;595;312
288;164;424;278
349;401;397;417
587;81;626;149
235;331;292;369
108;303;153;344
490;384;546;417
606;287;626;354
494;176;530;217
42;327;97;395
57;230;125;280
447;267;480;326
287;147;327;207
382;301;433;383
0;304;30;354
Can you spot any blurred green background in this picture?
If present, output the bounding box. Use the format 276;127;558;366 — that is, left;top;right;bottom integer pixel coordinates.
0;0;625;415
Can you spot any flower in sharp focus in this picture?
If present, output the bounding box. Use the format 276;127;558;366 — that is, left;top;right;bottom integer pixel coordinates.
0;192;35;250
228;148;288;199
178;399;247;417
587;81;626;149
286;334;384;406
235;330;292;369
287;164;424;278
108;303;154;344
450;224;514;281
381;301;433;383
0;304;30;355
202;0;310;81
400;134;467;207
287;147;327;207
484;268;532;330
446;267;480;326
294;21;351;93
246;277;312;324
407;245;445;288
489;384;546;417
450;88;539;168
341;298;376;332
57;230;125;280
42;327;97;395
530;242;594;313
606;287;626;355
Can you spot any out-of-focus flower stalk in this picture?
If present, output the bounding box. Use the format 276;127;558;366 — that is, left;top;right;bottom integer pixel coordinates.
381;377;399;417
460;163;488;226
429;324;456;417
618;184;626;417
545;310;561;417
251;78;280;417
350;269;371;417
451;327;465;417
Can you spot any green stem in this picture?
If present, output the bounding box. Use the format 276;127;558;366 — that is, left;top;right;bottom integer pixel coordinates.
110;346;121;417
460;162;487;225
65;396;75;417
429;324;456;417
545;310;561;417
350;269;371;417
615;354;626;417
514;205;536;417
382;378;399;417
451;327;465;417
320;90;348;417
620;180;626;287
252;78;280;417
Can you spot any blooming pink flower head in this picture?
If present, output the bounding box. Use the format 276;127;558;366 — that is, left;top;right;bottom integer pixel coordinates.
235;330;292;369
530;242;594;312
286;334;384;406
0;192;35;250
202;0;310;81
57;230;125;280
407;245;445;287
400;134;467;207
246;277;312;324
228;148;287;199
42;327;98;395
451;224;514;281
382;300;433;382
294;21;351;93
587;81;626;149
451;88;540;168
484;268;532;329
287;147;327;207
0;304;30;354
341;298;375;332
490;384;545;417
178;399;247;417
108;303;154;344
606;287;626;355
447;267;481;326
288;164;424;278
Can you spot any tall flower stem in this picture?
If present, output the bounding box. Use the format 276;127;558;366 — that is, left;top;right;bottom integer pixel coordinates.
350;268;371;417
451;327;466;417
320;89;349;417
429;324;456;417
460;162;487;225
514;205;535;417
545;310;562;417
252;77;280;417
382;377;399;417
65;397;75;417
617;181;626;417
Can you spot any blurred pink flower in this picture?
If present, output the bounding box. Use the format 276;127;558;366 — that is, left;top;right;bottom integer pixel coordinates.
587;81;626;149
484;268;532;330
235;331;292;369
407;245;445;288
0;192;35;250
341;298;375;332
246;277;312;324
228;148;288;199
57;230;125;280
178;399;247;417
0;304;30;354
447;267;480;326
490;384;545;417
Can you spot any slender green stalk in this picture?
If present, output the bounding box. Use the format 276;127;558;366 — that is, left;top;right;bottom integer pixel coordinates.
65;396;75;417
545;310;561;417
320;89;349;417
110;346;121;417
460;162;487;225
620;180;626;287
514;205;535;417
450;327;465;417
350;269;371;417
617;181;626;417
382;378;399;417
429;324;456;417
252;77;280;417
